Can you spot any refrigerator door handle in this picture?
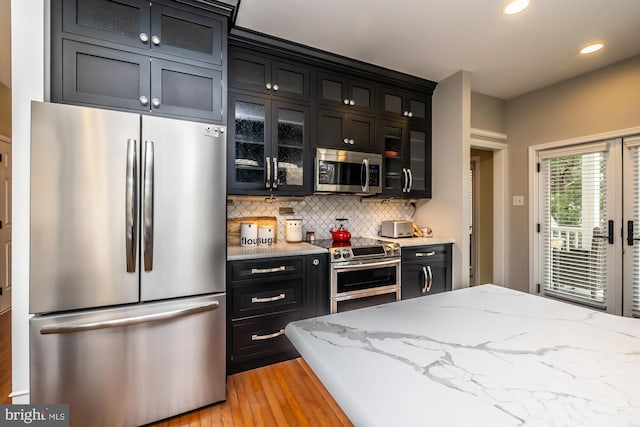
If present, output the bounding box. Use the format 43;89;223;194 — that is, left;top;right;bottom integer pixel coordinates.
39;300;220;335
143;140;155;272
125;138;138;273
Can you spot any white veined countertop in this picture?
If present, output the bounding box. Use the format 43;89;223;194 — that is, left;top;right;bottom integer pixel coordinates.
285;284;640;427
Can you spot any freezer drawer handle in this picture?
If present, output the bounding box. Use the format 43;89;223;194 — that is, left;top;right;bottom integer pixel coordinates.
251;329;285;341
143;140;155;272
125;139;138;273
251;266;287;274
251;293;286;304
39;300;219;335
416;251;436;257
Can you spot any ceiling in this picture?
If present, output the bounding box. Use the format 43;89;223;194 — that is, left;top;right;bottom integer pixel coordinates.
235;0;640;100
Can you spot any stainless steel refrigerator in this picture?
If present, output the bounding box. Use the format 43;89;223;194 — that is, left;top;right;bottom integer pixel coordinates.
29;101;227;427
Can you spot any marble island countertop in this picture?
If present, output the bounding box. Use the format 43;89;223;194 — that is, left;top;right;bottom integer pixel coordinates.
285;285;640;426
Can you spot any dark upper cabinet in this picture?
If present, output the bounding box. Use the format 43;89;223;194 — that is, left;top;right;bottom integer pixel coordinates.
401;244;452;300
380;119;431;198
228;92;310;195
59;39;223;121
229;49;310;101
317;72;375;115
316;108;376;153
380;86;429;122
61;0;224;66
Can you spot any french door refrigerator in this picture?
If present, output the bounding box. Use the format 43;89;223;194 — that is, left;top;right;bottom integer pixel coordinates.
29;101;227;427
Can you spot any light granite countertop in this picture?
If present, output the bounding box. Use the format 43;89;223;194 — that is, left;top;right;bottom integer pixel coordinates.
285;284;640;426
227;242;327;260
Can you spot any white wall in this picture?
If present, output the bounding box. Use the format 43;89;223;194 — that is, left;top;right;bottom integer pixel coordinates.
11;0;46;403
415;70;471;289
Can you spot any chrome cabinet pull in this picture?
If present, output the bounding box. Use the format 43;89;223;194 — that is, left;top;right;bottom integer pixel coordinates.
407;168;413;192
402;168;408;192
272;158;278;188
266;82;272;90
251;266;286;274
125;139;138;273
251;329;285;341
272;84;279;91
349;99;355;106
139;96;149;106
151;35;160;45
349;139;355;145
421;266;429;293
139;33;149;43
251;293;286;304
343;138;349;144
151;98;161;108
265;157;271;188
343;98;350;105
416;251;436;257
143;140;154;272
426;266;433;292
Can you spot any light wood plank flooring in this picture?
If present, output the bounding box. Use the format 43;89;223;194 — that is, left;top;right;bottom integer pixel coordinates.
0;310;11;404
148;358;353;427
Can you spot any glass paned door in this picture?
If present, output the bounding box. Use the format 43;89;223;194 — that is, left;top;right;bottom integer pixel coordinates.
409;130;426;192
233;99;267;187
622;136;640;317
274;103;307;188
538;141;620;313
382;123;404;192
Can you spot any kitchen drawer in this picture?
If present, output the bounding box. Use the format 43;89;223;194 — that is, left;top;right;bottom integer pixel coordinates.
402;244;450;264
231;278;303;318
230;310;302;363
230;257;303;281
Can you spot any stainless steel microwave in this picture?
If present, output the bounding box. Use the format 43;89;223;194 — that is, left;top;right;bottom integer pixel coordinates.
315;148;382;194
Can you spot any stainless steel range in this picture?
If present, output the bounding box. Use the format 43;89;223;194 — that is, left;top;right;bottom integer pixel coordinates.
313;238;401;313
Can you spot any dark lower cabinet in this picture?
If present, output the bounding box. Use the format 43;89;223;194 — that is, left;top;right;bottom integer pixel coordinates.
401;244;452;299
227;253;328;374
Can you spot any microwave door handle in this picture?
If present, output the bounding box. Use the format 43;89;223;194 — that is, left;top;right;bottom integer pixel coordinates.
361;158;370;192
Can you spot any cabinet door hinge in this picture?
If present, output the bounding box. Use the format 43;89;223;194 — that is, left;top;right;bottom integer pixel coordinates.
536;162;540;172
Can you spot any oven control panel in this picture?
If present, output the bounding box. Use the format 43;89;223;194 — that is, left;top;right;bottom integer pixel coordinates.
329;242;401;262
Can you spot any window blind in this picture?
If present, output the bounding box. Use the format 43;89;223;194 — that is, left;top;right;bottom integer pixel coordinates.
630;144;640;315
542;149;608;308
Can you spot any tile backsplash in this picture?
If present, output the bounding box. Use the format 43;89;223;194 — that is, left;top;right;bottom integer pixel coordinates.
227;195;415;243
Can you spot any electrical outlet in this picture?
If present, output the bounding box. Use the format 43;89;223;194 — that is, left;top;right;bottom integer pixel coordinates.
513;196;525;206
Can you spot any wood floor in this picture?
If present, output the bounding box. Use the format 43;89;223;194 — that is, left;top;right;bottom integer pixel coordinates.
148;358;353;427
0;310;11;404
0;309;351;426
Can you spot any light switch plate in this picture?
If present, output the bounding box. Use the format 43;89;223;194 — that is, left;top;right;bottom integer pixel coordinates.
513;196;525;206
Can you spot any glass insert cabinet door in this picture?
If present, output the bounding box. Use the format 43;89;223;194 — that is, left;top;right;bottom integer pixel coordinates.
232;98;268;187
382;123;405;192
273;103;307;188
409;130;427;192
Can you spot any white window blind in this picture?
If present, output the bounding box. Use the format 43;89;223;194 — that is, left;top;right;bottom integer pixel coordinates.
542;148;608;308
629;143;640;315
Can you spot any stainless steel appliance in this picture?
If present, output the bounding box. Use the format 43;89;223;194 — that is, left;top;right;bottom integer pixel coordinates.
313;238;401;313
315;148;382;194
29;101;227;427
381;220;414;238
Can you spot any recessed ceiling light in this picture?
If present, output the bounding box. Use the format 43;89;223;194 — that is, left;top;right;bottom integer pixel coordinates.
503;0;530;15
580;43;604;55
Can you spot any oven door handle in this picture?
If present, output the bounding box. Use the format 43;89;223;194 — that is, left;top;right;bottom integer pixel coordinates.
332;258;400;272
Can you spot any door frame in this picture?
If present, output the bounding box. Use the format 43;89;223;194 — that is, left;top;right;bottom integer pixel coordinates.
469;156;479;285
0;135;10;315
469;128;508;285
528;126;640;297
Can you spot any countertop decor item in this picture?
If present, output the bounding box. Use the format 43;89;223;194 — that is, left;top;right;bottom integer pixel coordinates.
285;218;303;243
286;284;640;426
227;216;277;244
330;218;351;242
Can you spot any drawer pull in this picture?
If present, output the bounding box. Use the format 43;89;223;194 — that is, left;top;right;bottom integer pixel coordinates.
416;251;436;257
251;293;286;304
251;266;287;274
251;329;285;341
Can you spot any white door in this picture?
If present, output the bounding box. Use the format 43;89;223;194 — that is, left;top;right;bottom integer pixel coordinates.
537;139;622;315
622;136;640;317
0;136;11;314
